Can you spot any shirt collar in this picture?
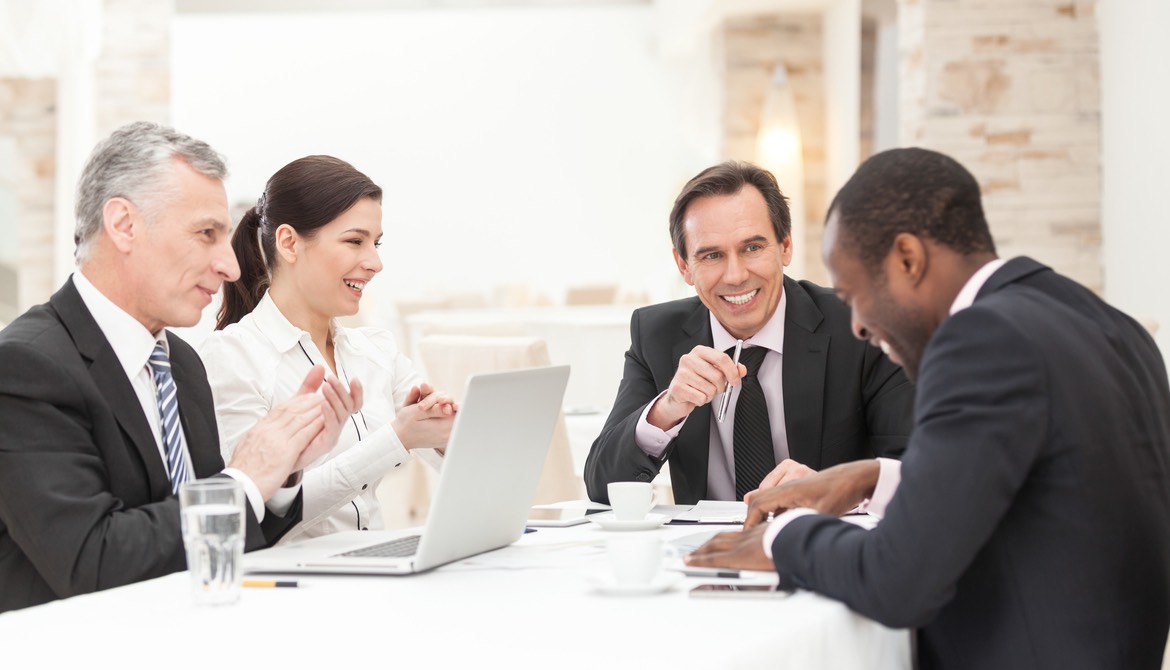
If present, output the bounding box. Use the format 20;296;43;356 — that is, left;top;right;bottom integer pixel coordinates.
949;258;1008;315
710;288;787;356
250;291;344;354
72;271;165;380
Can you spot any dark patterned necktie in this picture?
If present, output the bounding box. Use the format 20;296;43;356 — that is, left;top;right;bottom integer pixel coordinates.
731;346;775;500
149;343;190;494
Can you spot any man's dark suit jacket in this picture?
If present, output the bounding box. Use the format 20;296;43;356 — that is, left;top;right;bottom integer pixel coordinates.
770;258;1170;669
584;276;914;504
0;279;302;613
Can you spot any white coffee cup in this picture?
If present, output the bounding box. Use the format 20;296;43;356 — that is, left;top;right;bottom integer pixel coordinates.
607;481;656;521
607;536;663;585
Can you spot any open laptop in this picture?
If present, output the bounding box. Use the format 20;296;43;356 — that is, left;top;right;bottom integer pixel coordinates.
244;364;570;575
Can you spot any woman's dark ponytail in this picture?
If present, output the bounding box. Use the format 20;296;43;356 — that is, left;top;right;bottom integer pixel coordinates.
216;205;269;329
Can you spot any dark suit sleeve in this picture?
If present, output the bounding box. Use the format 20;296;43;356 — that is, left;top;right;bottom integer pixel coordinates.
0;340;297;601
253;488;302;548
859;344;915;460
215;474;302;551
770;308;1047;627
0;341;191;597
584;311;669;503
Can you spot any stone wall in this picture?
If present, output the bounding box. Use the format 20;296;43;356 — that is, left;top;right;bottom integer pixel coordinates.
899;0;1101;291
0;79;57;313
0;0;173;313
722;14;876;286
95;0;173;136
721;1;1100;292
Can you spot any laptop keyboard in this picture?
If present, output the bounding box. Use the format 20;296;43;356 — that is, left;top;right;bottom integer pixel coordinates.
335;535;421;558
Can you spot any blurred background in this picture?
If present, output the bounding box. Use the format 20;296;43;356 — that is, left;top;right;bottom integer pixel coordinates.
1;0;1167;384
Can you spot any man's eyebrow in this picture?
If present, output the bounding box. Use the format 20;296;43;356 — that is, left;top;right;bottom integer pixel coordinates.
195;218;230;231
692;235;769;259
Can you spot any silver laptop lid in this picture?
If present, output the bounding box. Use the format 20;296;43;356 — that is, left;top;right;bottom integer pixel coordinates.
411;364;570;571
242;364;570;575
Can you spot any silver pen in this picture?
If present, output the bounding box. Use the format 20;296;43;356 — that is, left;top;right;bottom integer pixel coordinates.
716;339;744;423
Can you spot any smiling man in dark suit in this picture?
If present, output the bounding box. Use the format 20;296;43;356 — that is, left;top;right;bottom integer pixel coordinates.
687;148;1170;669
0;122;361;612
585;161;913;504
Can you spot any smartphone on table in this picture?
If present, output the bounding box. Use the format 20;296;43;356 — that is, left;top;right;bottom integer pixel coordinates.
689;584;791;599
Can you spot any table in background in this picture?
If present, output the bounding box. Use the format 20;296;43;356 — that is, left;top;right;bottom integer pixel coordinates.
405;305;634;411
564;411;673;502
0;520;910;668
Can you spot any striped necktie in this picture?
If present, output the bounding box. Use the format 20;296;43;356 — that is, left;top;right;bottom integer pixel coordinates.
149;343;190;494
731;346;776;500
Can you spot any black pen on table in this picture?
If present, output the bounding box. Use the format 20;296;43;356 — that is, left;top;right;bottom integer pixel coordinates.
716;339;744;423
676;569;742;579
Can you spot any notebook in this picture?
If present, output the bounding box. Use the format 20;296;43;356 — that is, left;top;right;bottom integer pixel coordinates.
243;364;570;576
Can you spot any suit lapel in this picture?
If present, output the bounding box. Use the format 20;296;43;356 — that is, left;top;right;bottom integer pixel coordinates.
167;333;222;478
49;280;172;498
670;302;714;502
671;301;713;371
781;278;830;469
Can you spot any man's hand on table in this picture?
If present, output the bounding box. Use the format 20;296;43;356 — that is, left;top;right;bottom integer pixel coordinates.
743;459;881;528
684;525;773;572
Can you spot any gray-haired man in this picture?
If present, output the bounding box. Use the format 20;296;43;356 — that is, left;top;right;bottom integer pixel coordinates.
0;122;361;612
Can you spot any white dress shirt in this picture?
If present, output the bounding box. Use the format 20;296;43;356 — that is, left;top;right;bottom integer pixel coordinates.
199;292;442;544
71;271;268;519
635;291;790;499
761;258;1008;556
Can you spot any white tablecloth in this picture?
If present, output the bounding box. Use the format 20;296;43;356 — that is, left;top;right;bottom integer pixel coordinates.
0;521;910;669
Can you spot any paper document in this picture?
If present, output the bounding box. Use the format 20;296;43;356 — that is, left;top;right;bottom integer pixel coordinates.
670;500;747;524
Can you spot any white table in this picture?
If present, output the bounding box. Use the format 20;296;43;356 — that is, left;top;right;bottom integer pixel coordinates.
0;520;910;669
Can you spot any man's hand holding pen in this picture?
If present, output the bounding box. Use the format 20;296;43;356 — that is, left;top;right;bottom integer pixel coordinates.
646;343;748;431
716;339;743;423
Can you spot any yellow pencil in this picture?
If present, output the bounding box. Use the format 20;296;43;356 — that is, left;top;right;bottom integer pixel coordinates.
243;579;298;588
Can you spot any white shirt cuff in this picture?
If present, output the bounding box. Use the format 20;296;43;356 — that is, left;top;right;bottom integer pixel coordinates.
265;483;299;518
339;423;411;485
861;457;902;519
761;508;818;559
633;390;686;459
221;467;267;521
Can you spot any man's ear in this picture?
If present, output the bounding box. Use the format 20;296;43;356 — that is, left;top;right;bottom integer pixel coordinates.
102;197;137;254
779;233;794;268
673;248;694;286
890;232;928;287
274;224;299;265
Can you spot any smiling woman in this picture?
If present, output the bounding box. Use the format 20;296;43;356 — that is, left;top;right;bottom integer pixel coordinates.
198;156;459;543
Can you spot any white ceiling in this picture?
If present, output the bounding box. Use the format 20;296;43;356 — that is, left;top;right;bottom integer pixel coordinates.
175;0;650;13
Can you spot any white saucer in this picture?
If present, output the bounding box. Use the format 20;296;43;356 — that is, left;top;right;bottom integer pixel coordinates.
588;572;682;596
588;512;670;531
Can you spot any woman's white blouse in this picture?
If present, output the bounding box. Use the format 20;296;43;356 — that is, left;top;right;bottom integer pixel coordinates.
198;292;441;543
